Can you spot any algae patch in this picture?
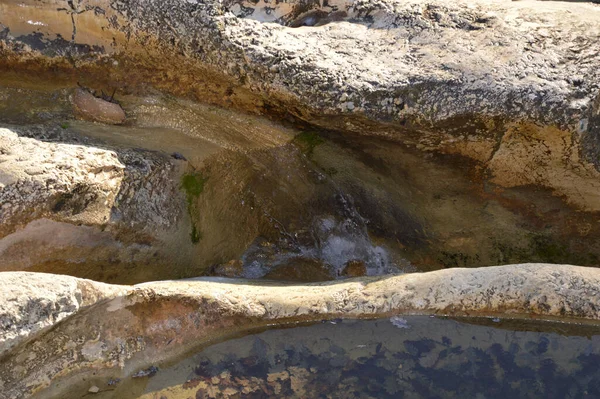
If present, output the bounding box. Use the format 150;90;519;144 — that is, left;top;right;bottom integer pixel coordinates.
182;172;206;205
293;131;325;156
181;172;207;244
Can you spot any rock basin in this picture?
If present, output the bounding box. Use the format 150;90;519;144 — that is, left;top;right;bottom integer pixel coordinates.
3;264;600;399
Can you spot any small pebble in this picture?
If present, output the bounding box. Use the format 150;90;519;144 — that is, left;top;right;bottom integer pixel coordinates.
171;152;187;160
108;378;121;386
390;316;410;329
88;386;100;393
132;365;159;378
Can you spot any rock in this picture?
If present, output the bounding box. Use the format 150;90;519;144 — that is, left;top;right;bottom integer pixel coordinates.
0;128;125;235
72;89;126;125
341;260;367;278
264;258;333;282
213;260;244;278
2;0;600;212
171;152;187;161
2;264;600;398
0;127;189;284
0;272;125;356
132;366;159;378
107;378;120;386
0;0;599;274
88;386;100;393
1;2;600;395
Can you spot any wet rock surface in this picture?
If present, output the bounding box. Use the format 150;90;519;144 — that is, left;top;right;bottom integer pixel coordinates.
72;88;126;125
0;84;599;281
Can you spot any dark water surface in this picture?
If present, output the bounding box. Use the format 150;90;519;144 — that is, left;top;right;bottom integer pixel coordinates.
96;316;600;399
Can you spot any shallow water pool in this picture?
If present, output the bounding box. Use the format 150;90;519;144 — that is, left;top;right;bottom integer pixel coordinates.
87;316;600;398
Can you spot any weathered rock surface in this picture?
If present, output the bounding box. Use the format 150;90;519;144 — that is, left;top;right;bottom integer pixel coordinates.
0;127;193;283
2;2;600;394
0;128;124;234
0;0;599;276
1;0;599;210
0;272;125;357
2;264;600;398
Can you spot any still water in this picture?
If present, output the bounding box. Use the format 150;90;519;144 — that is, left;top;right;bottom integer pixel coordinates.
97;316;600;398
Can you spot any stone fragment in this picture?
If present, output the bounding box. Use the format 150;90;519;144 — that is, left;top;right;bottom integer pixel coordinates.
72;89;126;125
341;260;367;277
132;366;159;378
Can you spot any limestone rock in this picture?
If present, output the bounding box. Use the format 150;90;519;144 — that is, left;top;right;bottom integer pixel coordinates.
1;0;599;210
0;127;125;237
0;127;188;283
72;89;126;125
0;272;124;356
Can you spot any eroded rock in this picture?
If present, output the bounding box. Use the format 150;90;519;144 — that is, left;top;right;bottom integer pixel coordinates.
0;0;599;214
0;272;124;356
0;128;125;235
0;1;600;394
0;127;193;283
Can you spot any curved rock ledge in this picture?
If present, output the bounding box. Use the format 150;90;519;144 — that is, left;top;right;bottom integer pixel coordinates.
2;263;600;398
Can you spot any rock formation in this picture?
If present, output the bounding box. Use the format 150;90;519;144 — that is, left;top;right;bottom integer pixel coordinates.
1;0;600;397
0;126;189;283
1;0;599;209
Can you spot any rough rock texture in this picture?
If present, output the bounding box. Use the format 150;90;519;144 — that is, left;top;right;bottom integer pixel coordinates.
2;264;600;398
0;273;125;356
1;0;599;209
0;127;191;283
0;128;125;236
1;2;600;393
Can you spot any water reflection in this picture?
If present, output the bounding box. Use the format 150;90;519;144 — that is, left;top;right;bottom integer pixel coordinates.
116;317;600;398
